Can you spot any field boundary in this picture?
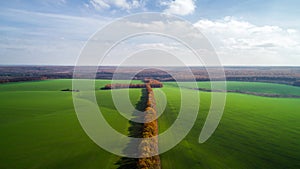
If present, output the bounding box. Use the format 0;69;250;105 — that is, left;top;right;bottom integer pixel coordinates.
196;88;300;98
115;83;161;169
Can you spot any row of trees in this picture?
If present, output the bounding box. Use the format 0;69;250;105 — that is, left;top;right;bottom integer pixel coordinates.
102;83;145;89
137;84;161;169
0;76;48;83
143;79;163;88
102;79;163;90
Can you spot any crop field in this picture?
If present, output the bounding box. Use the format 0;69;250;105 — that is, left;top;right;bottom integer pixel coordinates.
0;80;300;168
164;81;300;96
158;83;300;168
0;80;142;169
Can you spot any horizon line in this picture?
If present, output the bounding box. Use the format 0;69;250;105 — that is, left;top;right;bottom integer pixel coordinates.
1;64;300;68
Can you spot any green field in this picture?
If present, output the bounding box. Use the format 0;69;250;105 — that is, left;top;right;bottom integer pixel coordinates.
0;80;141;169
164;81;300;96
0;80;300;169
158;83;300;168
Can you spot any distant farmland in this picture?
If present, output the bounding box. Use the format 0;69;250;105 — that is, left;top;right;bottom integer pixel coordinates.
1;66;300;86
0;80;300;168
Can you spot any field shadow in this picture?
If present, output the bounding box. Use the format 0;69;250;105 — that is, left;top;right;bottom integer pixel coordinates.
115;89;147;169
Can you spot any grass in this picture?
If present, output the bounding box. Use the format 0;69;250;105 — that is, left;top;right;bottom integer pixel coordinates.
157;85;300;169
0;79;141;169
0;79;142;92
163;81;300;96
1;79;300;168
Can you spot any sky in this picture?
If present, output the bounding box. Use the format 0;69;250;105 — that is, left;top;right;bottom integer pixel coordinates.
0;0;300;66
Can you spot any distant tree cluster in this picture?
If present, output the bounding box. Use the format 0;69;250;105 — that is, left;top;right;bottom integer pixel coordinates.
61;89;80;92
293;80;300;87
137;84;161;169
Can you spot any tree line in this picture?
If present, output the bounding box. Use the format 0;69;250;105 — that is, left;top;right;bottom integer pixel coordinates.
102;79;163;90
137;83;161;169
105;79;162;168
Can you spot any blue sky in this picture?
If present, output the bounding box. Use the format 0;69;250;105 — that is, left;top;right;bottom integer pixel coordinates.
1;0;300;65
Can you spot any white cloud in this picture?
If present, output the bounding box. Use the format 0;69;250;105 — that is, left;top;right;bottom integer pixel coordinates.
90;0;197;14
91;0;110;10
287;29;298;34
90;0;145;10
137;43;179;50
114;0;130;9
40;0;67;6
194;17;300;65
2;6;300;66
162;0;196;16
0;9;108;65
79;16;300;66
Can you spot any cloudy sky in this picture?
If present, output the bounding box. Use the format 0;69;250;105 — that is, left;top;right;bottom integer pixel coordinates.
0;0;300;66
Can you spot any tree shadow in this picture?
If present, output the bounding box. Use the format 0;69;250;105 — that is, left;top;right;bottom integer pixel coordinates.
115;89;148;169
